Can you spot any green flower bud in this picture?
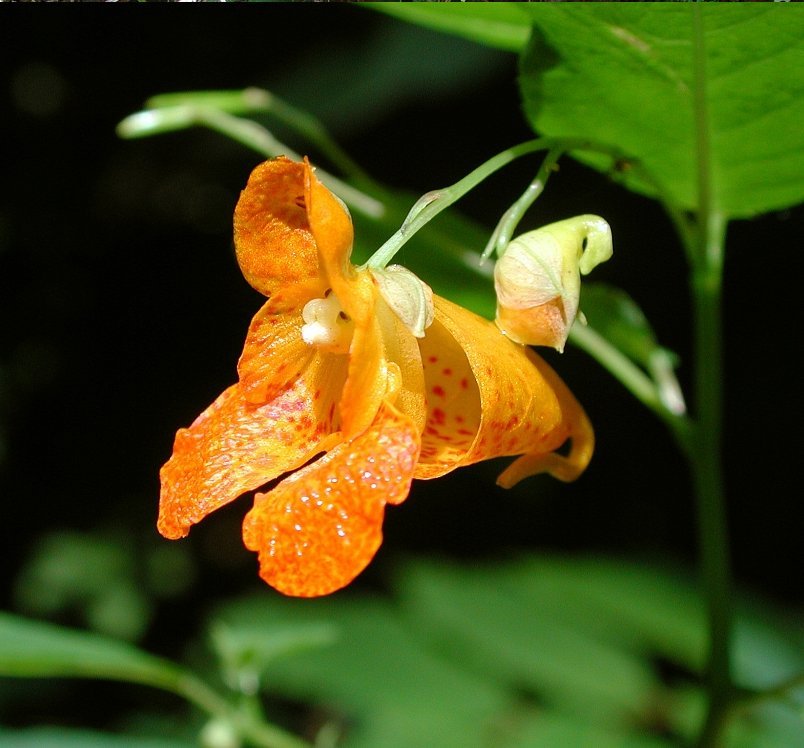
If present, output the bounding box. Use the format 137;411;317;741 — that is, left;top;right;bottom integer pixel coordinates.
494;215;612;351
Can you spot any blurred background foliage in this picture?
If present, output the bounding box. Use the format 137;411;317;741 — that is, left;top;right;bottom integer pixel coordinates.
1;5;802;747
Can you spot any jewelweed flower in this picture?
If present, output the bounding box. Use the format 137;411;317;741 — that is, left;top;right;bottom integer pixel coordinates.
495;215;613;352
159;157;594;597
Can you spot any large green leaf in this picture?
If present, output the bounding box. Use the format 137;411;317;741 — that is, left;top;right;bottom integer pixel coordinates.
383;4;804;218
519;4;804;217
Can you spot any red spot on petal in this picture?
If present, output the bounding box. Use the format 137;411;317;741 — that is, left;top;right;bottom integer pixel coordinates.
432;408;446;424
432;385;446;399
427;355;438;364
442;368;452;377
459;378;469;390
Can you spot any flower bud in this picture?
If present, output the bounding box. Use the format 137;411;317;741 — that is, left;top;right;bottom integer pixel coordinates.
494;215;612;352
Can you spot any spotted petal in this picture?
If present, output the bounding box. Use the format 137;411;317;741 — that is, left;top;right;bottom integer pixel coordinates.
415;313;482;479
416;296;594;486
234;157;327;309
237;299;313;405
303;159;355;299
158;353;347;540
242;402;420;597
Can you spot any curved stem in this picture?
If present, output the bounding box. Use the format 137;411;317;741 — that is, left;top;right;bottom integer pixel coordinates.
145;87;371;183
482;146;564;262
364;137;635;269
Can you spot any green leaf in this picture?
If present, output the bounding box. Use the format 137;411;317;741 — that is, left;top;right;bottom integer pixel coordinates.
214;596;509;748
13;531;153;642
368;3;532;53
396;557;672;724
209;619;337;695
519;4;804;217
0;612;185;693
397;556;804;742
0;728;194;748
211;556;802;747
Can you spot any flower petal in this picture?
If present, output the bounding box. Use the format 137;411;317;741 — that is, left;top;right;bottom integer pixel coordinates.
376;294;427;434
233;157;327;308
158;353;348;540
495;346;594;487
237;299;313;405
496;297;570;351
241;402;420;597
303;159;355;295
421;296;594;485
414;313;482;479
337;272;389;439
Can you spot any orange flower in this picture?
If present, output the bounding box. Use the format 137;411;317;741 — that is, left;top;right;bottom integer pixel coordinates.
158;157;594;597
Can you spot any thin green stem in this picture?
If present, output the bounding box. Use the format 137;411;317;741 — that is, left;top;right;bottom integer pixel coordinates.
145;88;370;182
569;322;691;443
482;147;563;262
689;6;734;746
117;105;384;221
364;137;635;270
157;669;311;748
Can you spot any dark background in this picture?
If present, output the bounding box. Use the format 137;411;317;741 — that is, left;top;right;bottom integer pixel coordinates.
1;5;801;651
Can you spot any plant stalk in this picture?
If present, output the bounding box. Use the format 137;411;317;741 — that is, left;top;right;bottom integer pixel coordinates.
689;215;732;748
689;6;734;745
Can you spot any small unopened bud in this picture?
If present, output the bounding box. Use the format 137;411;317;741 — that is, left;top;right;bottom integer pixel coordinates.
494;215;612;352
370;265;435;338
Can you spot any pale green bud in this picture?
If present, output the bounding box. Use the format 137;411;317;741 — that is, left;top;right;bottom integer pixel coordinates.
494;215;612;351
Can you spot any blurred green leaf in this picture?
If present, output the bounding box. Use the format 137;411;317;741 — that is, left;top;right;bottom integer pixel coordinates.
580;284;669;371
369;3;532;53
396;556;803;743
518;4;804;217
502;712;671;748
215;596;509;748
0;728;194;748
14;531;152;642
182;555;804;746
209;619;337;695
0;611;184;690
726;700;804;748
396;557;667;725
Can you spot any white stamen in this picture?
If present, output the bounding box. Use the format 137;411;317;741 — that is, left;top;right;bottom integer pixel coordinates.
301;291;354;353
